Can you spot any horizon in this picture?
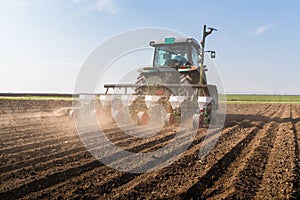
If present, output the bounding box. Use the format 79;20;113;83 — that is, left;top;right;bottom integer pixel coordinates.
0;92;299;96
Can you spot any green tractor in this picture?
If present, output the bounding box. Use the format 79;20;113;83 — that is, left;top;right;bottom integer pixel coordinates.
101;25;218;128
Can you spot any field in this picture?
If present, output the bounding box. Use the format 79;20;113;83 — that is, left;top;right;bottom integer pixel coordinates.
1;99;300;199
226;94;300;103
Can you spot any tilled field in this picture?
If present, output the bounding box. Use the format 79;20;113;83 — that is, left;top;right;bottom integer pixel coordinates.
0;100;300;199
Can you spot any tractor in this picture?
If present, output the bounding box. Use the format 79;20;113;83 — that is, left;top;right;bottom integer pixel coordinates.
97;25;218;128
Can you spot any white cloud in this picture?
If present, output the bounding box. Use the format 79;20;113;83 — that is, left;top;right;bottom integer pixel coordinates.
96;0;118;14
253;22;276;36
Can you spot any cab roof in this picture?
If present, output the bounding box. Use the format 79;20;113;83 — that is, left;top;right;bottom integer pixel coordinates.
149;37;201;49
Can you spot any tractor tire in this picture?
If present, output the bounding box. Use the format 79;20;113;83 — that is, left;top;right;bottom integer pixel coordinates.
180;74;193;84
207;101;218;126
135;73;147;94
178;74;194;96
135;74;147;85
180;70;200;84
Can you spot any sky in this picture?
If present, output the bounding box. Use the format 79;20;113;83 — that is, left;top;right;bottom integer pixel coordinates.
0;0;299;94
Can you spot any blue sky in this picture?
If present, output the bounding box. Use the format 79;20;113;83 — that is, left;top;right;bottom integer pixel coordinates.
0;0;299;94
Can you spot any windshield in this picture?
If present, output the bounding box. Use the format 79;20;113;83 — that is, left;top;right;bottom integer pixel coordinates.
153;44;199;67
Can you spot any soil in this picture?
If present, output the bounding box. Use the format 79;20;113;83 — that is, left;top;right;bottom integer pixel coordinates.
0;100;300;199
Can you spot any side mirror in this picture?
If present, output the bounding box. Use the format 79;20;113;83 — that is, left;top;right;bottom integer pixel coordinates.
210;51;216;59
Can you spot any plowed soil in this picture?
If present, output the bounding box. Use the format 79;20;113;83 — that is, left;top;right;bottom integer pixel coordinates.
1;100;300;199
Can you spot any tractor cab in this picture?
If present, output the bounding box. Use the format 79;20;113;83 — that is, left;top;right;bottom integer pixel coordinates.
150;37;201;70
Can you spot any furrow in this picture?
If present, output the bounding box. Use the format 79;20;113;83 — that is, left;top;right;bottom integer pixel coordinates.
0;128;177;198
180;103;285;199
291;104;300;198
255;122;296;199
109;125;247;199
106;103;284;199
0;126;169;184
